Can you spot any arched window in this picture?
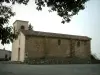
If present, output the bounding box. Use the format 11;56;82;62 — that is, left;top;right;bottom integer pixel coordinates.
21;25;25;29
58;39;61;45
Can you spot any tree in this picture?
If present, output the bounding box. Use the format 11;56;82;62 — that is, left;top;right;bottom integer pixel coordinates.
28;24;33;30
35;0;89;23
0;0;29;45
0;0;89;45
0;4;15;45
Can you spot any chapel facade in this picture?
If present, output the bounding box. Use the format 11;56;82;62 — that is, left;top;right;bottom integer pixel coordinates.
11;20;91;63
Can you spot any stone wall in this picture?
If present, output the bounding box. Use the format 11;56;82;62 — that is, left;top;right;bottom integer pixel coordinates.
25;36;91;63
25;36;44;58
43;37;71;57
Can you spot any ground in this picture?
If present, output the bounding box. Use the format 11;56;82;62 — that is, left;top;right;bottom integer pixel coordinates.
0;63;100;75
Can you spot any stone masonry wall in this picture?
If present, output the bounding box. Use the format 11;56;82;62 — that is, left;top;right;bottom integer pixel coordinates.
25;36;91;63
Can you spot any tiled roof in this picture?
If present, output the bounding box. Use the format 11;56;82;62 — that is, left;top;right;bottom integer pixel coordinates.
21;30;91;40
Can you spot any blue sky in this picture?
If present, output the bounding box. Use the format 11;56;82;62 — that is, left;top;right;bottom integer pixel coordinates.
0;0;100;59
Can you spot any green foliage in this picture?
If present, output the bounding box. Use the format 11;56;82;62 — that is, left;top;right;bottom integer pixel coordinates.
28;24;33;30
0;4;15;45
0;0;29;5
35;0;89;23
0;0;29;45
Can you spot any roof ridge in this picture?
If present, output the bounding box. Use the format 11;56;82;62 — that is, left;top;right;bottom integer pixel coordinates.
21;30;91;40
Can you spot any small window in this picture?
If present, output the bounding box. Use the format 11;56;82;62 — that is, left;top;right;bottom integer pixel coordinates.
77;41;80;47
18;47;20;50
21;25;25;29
58;39;61;45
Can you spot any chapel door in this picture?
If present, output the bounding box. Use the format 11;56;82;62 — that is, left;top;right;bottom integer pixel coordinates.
18;48;20;61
